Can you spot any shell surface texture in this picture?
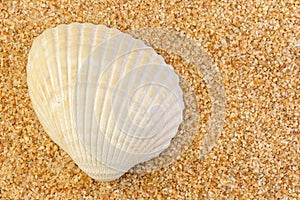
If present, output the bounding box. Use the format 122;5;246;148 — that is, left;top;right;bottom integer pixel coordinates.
27;23;185;181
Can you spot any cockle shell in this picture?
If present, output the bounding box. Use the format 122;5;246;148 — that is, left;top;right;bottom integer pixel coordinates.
27;23;185;181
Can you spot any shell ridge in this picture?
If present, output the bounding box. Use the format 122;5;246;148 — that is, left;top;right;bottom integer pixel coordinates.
66;24;77;159
126;64;183;103
113;64;179;94
55;27;71;152
116;82;179;139
42;29;66;148
137;86;178;137
66;24;82;160
82;23;94;151
77;23;105;164
110;87;171;155
60;23;74;158
128;98;178;153
143;110;183;151
109;89;131;163
74;23;89;163
110;58;139;155
66;25;87;158
111;65;184;137
81;44;92;162
136;70;182;152
91;24;108;166
95;47;154;87
86;23;103;165
96;25;117;166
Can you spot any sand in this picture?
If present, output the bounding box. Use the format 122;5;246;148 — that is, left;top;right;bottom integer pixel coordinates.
0;0;299;199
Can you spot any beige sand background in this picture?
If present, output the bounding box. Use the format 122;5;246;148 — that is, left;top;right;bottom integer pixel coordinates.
0;0;299;199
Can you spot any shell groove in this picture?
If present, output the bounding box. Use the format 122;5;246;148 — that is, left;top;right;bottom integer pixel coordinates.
27;23;184;181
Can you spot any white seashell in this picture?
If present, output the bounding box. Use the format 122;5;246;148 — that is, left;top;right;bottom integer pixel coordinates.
27;23;185;181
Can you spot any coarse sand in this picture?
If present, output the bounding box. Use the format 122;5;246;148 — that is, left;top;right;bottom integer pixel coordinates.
0;0;299;199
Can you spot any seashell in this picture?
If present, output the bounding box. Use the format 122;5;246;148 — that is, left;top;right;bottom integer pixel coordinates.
27;23;185;181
